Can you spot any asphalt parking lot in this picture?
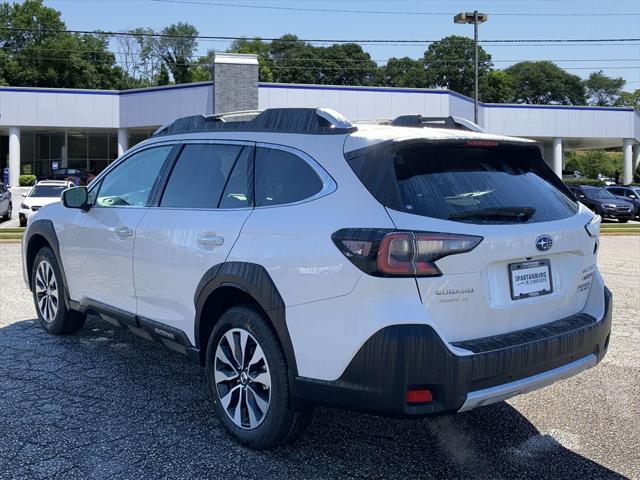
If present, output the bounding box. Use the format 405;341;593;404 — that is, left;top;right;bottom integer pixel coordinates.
0;237;638;480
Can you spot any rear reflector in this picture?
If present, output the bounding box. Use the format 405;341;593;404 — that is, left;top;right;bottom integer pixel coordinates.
406;389;433;404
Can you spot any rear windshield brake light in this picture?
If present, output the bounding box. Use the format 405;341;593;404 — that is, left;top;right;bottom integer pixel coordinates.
465;140;499;147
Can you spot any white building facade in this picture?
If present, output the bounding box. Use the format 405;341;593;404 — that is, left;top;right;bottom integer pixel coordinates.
1;54;639;186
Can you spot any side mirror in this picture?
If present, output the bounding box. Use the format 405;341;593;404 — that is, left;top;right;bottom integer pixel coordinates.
62;186;90;210
630;195;637;199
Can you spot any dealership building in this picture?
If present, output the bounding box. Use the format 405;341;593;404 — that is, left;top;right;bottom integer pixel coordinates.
1;53;639;186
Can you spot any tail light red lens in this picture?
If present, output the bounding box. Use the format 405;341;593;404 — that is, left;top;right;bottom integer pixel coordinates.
332;229;482;277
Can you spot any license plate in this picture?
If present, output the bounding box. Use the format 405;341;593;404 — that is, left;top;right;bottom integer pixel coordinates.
509;259;553;300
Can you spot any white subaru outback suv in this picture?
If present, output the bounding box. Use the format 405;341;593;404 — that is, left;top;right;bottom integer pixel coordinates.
22;108;611;449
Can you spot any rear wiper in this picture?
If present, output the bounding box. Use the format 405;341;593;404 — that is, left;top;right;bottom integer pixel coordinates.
448;207;536;222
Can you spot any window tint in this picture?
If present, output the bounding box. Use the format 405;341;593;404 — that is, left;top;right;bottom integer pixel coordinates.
349;144;578;224
255;148;323;207
161;144;243;209
96;146;171;207
220;147;252;209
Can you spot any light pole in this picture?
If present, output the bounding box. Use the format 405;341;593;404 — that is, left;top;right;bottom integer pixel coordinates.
454;11;488;125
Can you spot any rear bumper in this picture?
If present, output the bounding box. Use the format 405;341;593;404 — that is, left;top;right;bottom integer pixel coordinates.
295;288;612;417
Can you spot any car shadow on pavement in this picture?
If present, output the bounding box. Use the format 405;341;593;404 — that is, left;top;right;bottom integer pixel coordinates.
0;317;626;480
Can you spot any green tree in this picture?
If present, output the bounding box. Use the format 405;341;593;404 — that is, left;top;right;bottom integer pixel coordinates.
616;89;640;111
504;61;586;105
156;63;170;86
314;43;377;86
117;27;163;88
0;0;125;88
269;34;317;84
480;70;514;103
158;22;198;84
377;57;426;88
228;38;274;82
585;70;626;106
422;35;492;97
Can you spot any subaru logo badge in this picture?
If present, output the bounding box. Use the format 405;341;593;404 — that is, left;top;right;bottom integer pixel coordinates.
536;235;553;251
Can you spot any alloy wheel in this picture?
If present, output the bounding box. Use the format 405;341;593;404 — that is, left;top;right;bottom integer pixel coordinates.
214;328;271;429
35;260;58;323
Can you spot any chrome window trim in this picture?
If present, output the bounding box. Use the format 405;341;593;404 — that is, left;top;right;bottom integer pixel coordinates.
254;142;337;209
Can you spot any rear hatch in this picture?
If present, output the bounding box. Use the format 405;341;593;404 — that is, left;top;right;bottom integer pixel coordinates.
346;139;598;343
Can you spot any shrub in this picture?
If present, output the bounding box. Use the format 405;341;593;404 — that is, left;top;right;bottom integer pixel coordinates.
18;175;36;186
562;178;605;187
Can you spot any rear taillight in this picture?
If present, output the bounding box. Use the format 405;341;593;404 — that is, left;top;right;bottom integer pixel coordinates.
585;215;601;238
332;229;482;277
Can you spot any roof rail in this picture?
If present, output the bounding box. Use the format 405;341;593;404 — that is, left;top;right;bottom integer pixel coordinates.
389;115;483;132
152;108;357;137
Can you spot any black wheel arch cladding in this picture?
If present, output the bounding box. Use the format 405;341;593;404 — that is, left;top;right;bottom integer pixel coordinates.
24;219;72;310
194;262;298;376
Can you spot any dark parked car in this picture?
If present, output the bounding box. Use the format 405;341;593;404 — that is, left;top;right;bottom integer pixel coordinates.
48;168;92;185
569;185;634;222
606;186;640;218
0;182;11;222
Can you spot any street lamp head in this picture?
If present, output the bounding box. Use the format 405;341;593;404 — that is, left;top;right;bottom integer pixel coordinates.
453;12;488;24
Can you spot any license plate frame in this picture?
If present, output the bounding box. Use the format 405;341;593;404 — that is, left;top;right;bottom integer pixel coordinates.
508;259;553;300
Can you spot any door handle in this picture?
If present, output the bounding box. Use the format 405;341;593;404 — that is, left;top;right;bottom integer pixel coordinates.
197;234;224;247
112;225;133;237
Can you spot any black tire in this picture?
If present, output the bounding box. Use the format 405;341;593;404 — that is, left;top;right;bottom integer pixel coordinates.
2;203;11;221
205;305;311;449
31;246;85;335
619;219;629;223
19;217;27;227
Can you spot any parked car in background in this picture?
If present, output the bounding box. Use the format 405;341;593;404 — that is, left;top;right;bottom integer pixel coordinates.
19;180;73;227
22;108;612;449
562;169;584;179
596;175;616;187
606;186;640;218
569;185;634;222
48;168;92;185
0;182;12;222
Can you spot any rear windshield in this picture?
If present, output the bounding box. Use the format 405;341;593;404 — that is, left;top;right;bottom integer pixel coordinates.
347;143;578;224
30;185;67;198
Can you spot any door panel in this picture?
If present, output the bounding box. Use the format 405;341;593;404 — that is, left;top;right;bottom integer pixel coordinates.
56;144;173;313
59;208;148;313
133;142;254;343
133;208;252;343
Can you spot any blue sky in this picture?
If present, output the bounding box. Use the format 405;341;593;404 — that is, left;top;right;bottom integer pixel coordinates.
42;0;640;90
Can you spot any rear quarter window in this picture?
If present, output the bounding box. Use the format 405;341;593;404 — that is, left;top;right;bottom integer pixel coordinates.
348;142;578;224
255;147;324;207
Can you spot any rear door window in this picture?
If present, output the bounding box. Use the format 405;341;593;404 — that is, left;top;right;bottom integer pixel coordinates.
160;144;244;209
348;143;578;224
